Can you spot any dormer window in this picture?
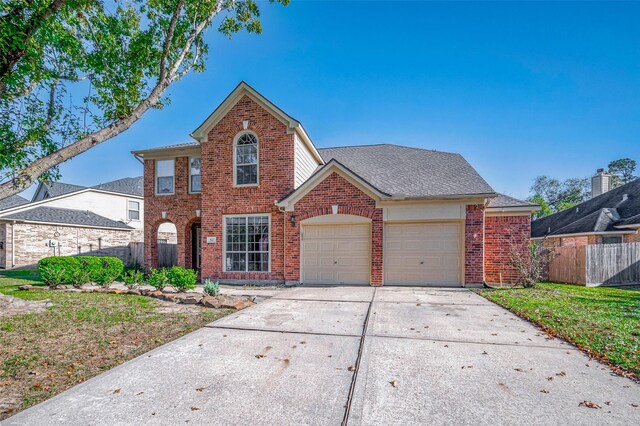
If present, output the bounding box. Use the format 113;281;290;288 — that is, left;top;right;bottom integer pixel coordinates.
234;132;258;186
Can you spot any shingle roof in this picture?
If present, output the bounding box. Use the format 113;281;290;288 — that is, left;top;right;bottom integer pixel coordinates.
1;206;132;229
531;178;640;238
43;182;86;197
92;176;143;196
0;194;29;211
132;141;200;154
487;194;538;208
317;144;495;198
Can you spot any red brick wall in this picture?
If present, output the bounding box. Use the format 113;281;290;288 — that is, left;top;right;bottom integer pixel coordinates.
199;95;294;282
465;204;485;284
143;157;201;269
485;215;531;284
624;232;640;243
285;171;383;285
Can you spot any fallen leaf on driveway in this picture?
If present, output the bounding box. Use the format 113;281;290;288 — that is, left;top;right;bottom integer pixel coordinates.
579;401;601;409
113;388;121;394
255;354;265;359
389;379;398;388
540;390;549;394
556;371;566;377
347;366;356;372
196;387;206;392
191;406;200;411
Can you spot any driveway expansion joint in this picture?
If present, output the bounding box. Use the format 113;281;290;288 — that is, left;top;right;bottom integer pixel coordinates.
366;333;577;350
206;324;363;338
342;287;376;426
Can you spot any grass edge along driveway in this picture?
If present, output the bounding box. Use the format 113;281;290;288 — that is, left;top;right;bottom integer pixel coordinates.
476;283;640;381
0;269;231;420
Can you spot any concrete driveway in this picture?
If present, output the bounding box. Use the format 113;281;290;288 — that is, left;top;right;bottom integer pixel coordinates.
4;287;639;425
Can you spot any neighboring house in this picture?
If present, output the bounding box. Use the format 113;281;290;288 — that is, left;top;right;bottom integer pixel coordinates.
133;82;539;287
532;173;640;247
0;177;144;269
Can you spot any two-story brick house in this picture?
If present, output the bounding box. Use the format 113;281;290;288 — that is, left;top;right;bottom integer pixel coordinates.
133;82;538;287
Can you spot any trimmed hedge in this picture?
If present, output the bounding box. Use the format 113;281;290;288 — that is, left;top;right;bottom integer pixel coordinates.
38;256;124;286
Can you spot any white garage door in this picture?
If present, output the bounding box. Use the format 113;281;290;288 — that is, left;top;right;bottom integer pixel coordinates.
384;222;462;286
302;224;371;285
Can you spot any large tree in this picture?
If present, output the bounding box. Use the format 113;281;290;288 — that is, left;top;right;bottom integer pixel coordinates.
528;175;590;218
607;158;637;188
0;0;288;199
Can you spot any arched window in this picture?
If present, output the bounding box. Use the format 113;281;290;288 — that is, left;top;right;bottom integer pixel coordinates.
234;132;258;186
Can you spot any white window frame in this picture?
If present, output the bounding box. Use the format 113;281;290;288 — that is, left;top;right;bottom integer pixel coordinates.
155;158;175;195
189;156;202;194
222;213;271;273
127;199;141;221
233;131;259;187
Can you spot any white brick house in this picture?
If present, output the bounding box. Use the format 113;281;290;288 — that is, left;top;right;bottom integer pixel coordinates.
0;177;144;269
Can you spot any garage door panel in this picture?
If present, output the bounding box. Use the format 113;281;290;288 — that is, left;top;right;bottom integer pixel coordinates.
384;222;462;287
302;224;371;285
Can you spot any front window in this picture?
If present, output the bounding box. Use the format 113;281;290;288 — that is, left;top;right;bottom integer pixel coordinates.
234;133;258;186
190;157;201;193
128;200;140;220
156;159;174;194
225;215;269;272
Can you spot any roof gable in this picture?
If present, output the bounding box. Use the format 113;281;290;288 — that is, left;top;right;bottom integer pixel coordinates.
190;81;323;164
0;194;29;212
278;159;391;209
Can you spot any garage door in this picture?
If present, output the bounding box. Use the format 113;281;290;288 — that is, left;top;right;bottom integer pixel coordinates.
302;224;371;285
384;222;462;286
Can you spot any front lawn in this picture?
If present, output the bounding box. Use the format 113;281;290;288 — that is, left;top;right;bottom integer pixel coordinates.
0;269;231;420
476;283;640;380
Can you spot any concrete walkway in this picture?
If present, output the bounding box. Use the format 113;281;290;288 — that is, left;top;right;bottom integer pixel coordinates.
4;287;639;425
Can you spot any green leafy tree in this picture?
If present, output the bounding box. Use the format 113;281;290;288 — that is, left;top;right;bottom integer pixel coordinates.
0;0;288;199
529;175;590;218
607;158;637;188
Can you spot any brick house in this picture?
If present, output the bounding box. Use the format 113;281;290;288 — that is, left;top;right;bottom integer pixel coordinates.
532;173;640;248
133;82;539;287
0;177;144;269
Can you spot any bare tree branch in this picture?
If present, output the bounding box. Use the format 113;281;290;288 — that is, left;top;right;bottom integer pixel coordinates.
159;0;186;80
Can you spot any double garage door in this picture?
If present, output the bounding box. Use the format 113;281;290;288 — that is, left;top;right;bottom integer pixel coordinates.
302;221;462;286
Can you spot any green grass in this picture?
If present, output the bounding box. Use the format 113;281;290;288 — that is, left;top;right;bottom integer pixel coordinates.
476;283;640;379
0;269;231;420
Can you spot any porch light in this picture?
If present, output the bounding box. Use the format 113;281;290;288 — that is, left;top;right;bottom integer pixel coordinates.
290;213;296;227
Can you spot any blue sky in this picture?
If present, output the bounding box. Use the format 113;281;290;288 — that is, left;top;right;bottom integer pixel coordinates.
27;1;640;200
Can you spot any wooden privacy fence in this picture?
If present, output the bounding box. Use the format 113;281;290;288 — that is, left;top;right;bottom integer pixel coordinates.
129;242;144;267
548;242;640;286
157;243;178;267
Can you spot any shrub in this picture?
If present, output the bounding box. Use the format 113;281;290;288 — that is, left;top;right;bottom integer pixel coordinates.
202;279;220;297
95;257;124;286
75;256;103;282
167;266;197;292
510;238;555;288
70;268;92;288
147;268;169;291
38;257;81;286
122;269;144;289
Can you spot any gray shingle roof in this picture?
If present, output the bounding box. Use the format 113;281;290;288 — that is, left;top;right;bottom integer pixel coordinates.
532;178;640;238
93;176;143;196
1;206;132;229
487;194;538;208
0;194;29;211
317;144;495;198
44;182;86;197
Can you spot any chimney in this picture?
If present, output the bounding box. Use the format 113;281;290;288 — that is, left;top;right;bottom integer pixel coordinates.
591;168;611;198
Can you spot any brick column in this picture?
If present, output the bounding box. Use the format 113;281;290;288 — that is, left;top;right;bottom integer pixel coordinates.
371;209;384;286
465;204;485;285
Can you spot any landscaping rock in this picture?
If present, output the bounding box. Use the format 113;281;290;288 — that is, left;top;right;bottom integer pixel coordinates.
107;289;123;294
215;296;256;311
202;296;221;309
161;293;179;302
178;293;202;304
18;285;42;291
148;290;163;298
64;288;82;293
126;289;141;295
